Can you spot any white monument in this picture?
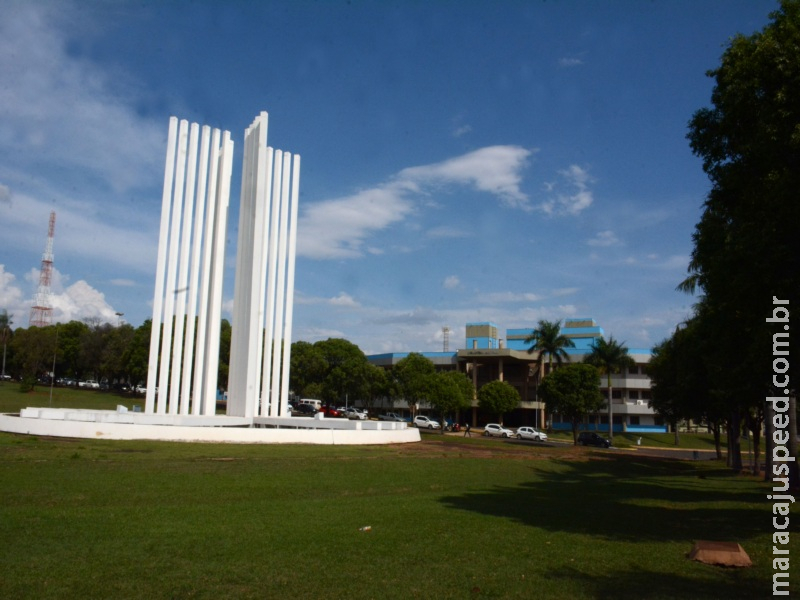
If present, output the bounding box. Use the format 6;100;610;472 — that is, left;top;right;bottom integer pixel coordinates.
0;111;419;444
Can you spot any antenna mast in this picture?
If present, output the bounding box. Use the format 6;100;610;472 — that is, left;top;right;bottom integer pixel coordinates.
29;211;56;327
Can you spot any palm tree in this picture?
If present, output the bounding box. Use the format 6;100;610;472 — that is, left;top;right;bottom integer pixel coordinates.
583;336;635;442
525;319;575;374
525;320;575;427
0;310;11;383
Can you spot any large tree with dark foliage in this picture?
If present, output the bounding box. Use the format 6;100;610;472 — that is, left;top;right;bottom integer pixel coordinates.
682;1;799;474
538;364;603;444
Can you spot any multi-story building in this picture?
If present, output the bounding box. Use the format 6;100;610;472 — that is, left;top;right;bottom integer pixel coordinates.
366;318;666;433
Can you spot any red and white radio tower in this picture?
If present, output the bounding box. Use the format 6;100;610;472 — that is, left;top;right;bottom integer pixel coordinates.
29;211;56;328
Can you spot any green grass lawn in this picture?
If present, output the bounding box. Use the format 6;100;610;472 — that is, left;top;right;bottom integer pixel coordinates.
0;425;792;599
0;381;144;414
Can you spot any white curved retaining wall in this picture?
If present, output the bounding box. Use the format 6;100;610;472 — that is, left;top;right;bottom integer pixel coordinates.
0;410;420;445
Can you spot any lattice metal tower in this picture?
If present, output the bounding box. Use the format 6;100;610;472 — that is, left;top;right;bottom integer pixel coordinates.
29;211;56;328
442;326;450;353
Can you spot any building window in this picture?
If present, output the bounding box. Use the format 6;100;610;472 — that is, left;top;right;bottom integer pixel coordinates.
641;390;652;400
628;365;639;375
629;390;640;400
612;389;622;399
630;416;640;425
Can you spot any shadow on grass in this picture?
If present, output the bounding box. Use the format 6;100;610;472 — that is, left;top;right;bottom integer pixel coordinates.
440;454;764;544
545;565;764;600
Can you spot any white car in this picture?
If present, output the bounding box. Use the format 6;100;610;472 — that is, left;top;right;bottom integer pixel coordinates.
483;423;514;438
344;407;368;420
414;415;440;429
516;426;548;442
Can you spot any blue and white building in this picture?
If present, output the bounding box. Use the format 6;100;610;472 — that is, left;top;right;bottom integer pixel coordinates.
367;318;667;433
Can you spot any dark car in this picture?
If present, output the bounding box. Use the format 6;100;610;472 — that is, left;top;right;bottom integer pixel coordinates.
577;432;612;448
292;404;318;417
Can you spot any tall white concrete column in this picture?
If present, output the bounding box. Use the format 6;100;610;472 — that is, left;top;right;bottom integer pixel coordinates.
147;111;298;421
229;113;301;419
146;118;232;415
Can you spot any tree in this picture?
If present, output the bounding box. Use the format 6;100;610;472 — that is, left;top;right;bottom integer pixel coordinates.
100;323;135;384
525;319;575;379
362;363;390;415
538;364;604;444
393;353;436;416
217;319;232;392
289;341;327;398
57;320;90;381
0;310;12;382
583;336;635;443
10;326;58;389
426;371;474;430
683;1;800;475
648;318;726;457
313;339;369;406
123;320;152;388
477;380;520;423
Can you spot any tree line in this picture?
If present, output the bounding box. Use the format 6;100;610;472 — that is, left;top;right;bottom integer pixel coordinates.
647;1;799;478
290;339;522;426
2;308;638;440
0;316;232;392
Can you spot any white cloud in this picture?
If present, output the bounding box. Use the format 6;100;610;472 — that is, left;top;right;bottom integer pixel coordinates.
427;225;469;239
0;265;119;328
551;287;579;297
658;255;690;270
297;185;415;259
443;275;460;289
559;57;584;68
0;4;164;194
298;145;534;259
398;145;533;208
0;265;25;320
52;279;118;324
540;164;594;216
294;291;361;308
587;230;620;247
110;279;136;287
477;291;542;304
329;292;360;308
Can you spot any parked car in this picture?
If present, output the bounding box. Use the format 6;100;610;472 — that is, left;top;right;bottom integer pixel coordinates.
516;426;548;442
292;404;317;417
577;432;612;448
379;412;407;422
319;406;343;418
344;407;368;420
298;398;323;410
413;415;440;429
483;423;514;438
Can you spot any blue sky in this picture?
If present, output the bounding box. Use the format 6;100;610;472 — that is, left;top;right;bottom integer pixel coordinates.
0;0;777;355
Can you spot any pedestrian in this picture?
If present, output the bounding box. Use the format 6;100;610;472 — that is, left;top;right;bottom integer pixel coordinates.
464;422;471;437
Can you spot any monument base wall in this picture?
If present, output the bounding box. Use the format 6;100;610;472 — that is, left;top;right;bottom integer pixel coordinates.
0;409;421;445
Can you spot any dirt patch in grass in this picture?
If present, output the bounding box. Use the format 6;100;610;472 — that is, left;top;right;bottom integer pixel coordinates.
388;437;592;461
